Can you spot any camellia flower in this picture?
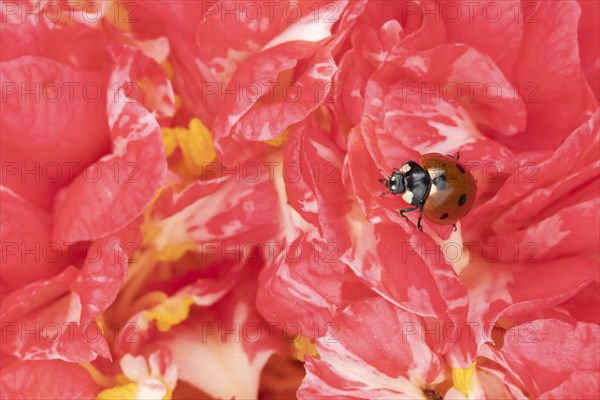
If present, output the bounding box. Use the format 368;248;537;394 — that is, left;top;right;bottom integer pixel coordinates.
252;0;600;398
1;0;599;399
1;3;171;397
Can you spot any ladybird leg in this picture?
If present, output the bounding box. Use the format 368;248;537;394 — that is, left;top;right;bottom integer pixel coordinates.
415;200;427;231
417;210;424;231
399;207;418;221
453;223;458;232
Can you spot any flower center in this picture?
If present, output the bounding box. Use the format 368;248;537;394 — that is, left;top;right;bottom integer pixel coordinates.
452;361;477;398
293;335;319;362
162;118;217;181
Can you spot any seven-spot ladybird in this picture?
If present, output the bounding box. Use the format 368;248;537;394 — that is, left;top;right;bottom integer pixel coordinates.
379;153;477;231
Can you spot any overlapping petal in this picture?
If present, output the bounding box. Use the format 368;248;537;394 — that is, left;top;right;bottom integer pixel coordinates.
0;237;127;362
156;264;285;399
1;0;598;398
481;318;600;398
52;47;170;243
299;297;445;399
0;359;99;399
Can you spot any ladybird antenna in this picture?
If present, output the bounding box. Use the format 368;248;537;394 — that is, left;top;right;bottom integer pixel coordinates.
378;178;387;183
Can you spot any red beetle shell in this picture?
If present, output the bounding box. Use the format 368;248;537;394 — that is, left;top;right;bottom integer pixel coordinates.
420;153;477;225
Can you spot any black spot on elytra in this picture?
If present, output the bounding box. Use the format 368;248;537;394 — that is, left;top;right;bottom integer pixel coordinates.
456;163;465;174
440;213;449;220
458;193;467;206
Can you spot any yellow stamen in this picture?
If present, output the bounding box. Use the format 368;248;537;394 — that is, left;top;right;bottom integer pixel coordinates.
162;128;179;157
144;295;195;332
452;361;477;398
81;363;119;389
174;95;182;114
314;106;332;131
161;378;174;400
96;321;104;335
265;129;290;147
114;250;158;318
130;291;169;316
293;336;319;362
179;118;216;169
142;224;196;262
161;118;217;179
161;60;174;80
158;242;196;262
96;383;139;400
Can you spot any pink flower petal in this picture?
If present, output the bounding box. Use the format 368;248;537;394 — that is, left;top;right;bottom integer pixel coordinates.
511;0;598;150
489;318;600;398
52;49;169;243
0;237;127;362
209;1;367;156
284;117;353;248
149;172;280;247
558;281;600;325
0;20;111;69
443;0;524;75
466;109;599;236
0;359;98;399
578;0;600;98
399;44;527;136
298;298;445;398
156;265;284;399
0;56;110;208
0;188;64;291
257;232;345;341
451;257;599;365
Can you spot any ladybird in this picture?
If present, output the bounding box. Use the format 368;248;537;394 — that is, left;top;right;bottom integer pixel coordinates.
379;153;477;231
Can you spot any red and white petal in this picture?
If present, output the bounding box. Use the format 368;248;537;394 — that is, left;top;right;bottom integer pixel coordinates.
0;359;99;399
511;0;598;151
0;187;64;291
157;281;282;399
483;318;600;399
0;238;127;362
449;257;599;365
298;298;445;399
257;232;345;341
52;49;169;243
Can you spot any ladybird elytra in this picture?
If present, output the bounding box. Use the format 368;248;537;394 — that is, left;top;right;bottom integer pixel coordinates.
379;152;477;231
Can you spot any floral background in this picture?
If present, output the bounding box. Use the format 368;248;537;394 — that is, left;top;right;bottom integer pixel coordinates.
1;0;599;399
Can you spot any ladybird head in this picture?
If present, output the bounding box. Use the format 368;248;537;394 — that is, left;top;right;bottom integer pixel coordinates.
379;171;406;195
